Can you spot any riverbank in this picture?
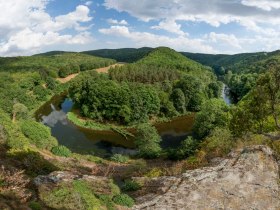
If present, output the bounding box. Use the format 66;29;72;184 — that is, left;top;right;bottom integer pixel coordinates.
67;111;195;136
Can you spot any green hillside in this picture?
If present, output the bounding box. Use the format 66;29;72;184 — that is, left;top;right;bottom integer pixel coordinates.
0;53;116;78
82;47;153;63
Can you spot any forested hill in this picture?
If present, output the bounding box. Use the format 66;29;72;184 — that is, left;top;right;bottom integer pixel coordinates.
182;51;274;74
0;53;116;77
82;47;153;63
137;47;208;71
33;51;70;56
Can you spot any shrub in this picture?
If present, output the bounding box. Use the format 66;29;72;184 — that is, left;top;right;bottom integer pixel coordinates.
144;168;163;178
21;120;58;150
51;145;72;157
200;128;234;160
8;150;58;177
110;154;129;163
168;137;198;160
193;99;230;139
113;194;134;208
98;194;115;210
135;123;162;159
29;201;42;210
40;180;101;210
122;180;141;192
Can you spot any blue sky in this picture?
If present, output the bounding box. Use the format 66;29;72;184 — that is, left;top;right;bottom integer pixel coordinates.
1;0;280;56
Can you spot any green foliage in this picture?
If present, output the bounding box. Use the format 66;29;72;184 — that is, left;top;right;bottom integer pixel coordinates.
122;180;141;192
69;75;161;124
200;128;233;159
83;47;153;63
171;88;186;114
135;123;162;158
193;99;230;139
144;168;164;177
40;180;101;210
0;53;115;78
109;63;180;84
8;150;58;177
230;60;280;135
12;102;28;121
21;120;58;150
138;47;206;72
112;194;135;208
110;154;129;163
29;201;42;210
0;109;30;149
51;145;72;157
97;194;115;210
168;137;198;160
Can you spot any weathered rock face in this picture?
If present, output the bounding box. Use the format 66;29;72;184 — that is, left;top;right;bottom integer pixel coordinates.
133;145;280;210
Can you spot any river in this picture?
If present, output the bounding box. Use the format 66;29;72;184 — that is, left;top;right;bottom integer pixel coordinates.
35;84;232;157
35;94;194;157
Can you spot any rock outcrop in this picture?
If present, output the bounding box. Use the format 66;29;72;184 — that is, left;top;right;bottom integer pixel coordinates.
133;145;280;210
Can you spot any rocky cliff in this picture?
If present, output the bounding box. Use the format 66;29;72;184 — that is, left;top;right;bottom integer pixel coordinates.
133;145;280;210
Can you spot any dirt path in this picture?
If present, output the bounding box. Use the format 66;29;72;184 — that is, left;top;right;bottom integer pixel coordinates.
56;73;79;83
56;63;124;84
95;63;124;73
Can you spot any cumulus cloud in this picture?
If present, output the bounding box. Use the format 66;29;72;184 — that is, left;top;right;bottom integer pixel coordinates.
102;0;280;53
99;26;215;53
0;0;93;56
241;0;280;11
107;18;128;25
103;0;280;29
151;20;186;36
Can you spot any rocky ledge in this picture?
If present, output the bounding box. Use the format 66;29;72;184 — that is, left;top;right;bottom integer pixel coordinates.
133;145;280;210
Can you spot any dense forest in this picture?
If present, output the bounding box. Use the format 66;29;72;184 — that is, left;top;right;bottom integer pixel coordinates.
183;50;280;100
0;53;115;78
69;48;222;125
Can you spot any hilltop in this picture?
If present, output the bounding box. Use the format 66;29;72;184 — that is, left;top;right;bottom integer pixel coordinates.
82;47;153;63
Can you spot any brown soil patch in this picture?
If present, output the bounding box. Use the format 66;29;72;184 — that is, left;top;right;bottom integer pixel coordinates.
56;63;125;83
56;73;79;84
95;63;124;73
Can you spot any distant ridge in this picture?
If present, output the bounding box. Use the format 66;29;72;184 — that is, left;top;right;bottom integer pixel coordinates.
82;47;153;63
33;51;73;56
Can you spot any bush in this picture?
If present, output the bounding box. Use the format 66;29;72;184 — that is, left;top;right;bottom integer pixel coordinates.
193;99;230;139
8;150;58;177
144;168;164;177
135;123;162;159
51;145;72;157
21;120;58;150
113;194;134;207
110;154;129;163
122;180;141;192
98;194;115;210
29;201;42;210
40;180;101;210
200;128;233;160
168;137;198;160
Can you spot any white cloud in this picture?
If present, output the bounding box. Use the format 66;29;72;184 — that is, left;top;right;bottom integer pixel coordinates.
99;26;215;53
151;20;186;36
241;0;280;11
102;0;280;53
0;0;93;56
103;0;280;29
107;18;128;25
85;1;93;6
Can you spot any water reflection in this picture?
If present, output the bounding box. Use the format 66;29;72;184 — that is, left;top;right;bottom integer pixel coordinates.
36;95;195;157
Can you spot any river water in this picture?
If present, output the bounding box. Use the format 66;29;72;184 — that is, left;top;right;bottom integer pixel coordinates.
35;94;194;157
35;83;232;157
